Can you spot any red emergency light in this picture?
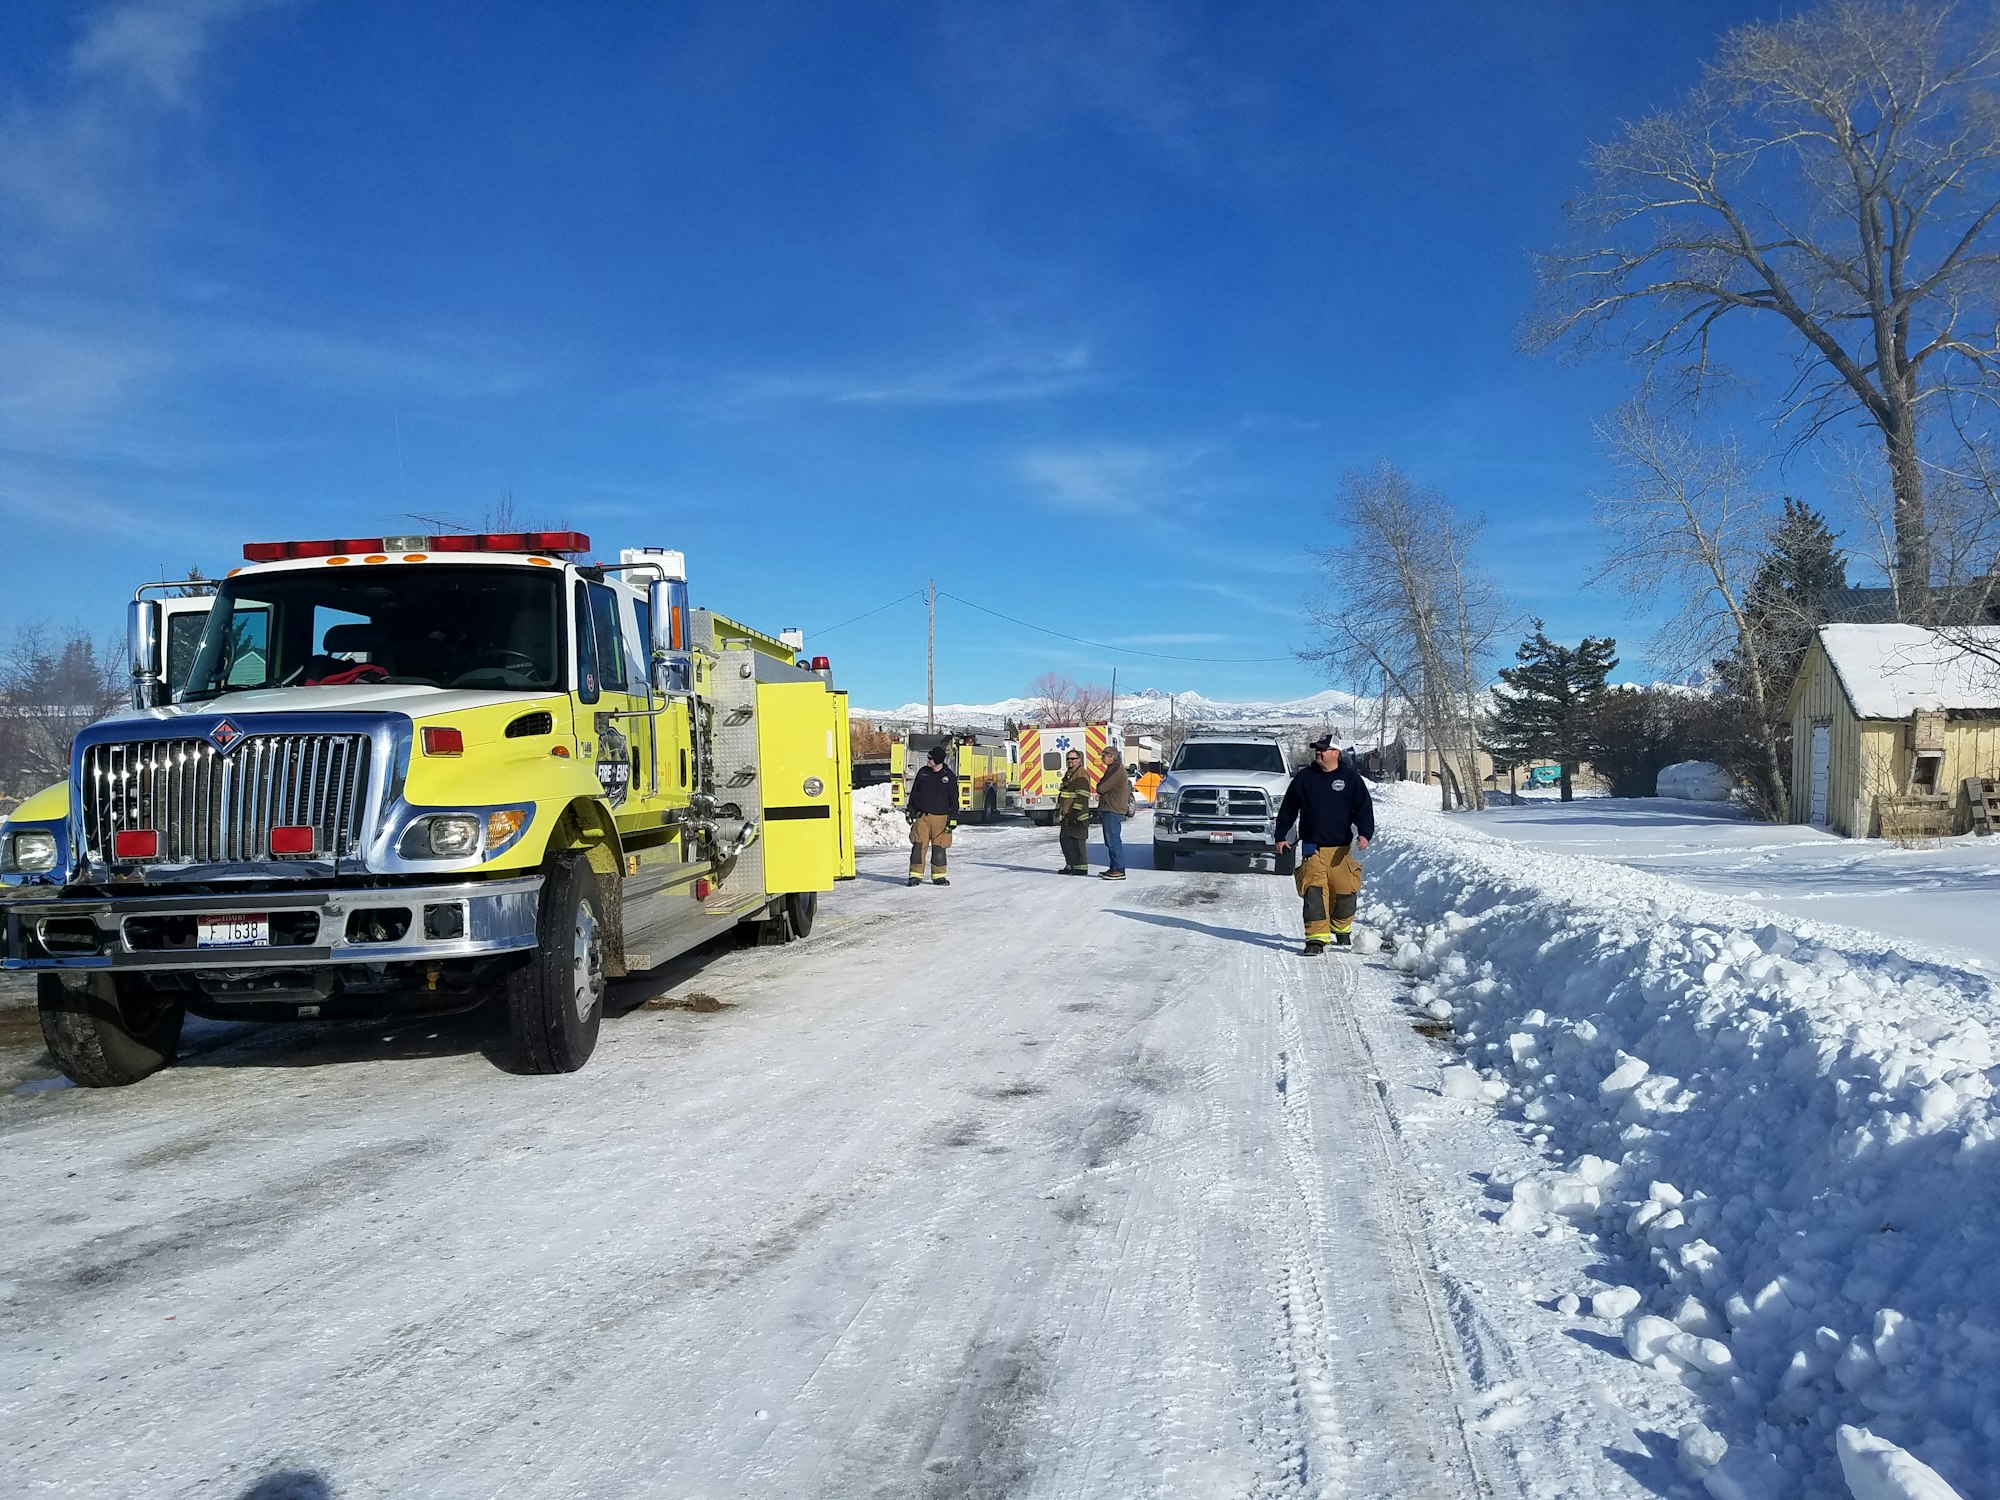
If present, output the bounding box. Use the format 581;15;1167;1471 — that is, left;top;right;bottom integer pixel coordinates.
113;829;159;860
243;531;590;562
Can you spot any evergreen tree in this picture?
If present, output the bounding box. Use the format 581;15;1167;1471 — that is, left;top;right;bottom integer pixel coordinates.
1714;499;1848;817
1486;622;1618;802
1721;498;1848;700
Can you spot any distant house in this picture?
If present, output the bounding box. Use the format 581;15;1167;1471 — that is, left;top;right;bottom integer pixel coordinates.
1788;624;2000;836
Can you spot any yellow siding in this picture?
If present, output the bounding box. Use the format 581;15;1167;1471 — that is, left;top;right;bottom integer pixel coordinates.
1790;638;2000;835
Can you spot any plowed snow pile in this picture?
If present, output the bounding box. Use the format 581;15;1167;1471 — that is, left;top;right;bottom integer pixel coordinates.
851;782;907;850
1368;782;1998;1499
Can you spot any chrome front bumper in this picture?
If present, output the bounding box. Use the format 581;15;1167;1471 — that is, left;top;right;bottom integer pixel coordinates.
2;876;543;971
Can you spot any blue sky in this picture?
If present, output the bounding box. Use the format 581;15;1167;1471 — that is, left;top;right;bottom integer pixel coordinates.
0;0;1803;709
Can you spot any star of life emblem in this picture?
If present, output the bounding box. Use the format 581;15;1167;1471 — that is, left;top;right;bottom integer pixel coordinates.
1055;734;1073;751
207;719;244;753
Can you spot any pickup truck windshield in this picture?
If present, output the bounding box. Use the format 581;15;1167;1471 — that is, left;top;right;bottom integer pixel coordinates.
179;565;565;700
1173;742;1287;774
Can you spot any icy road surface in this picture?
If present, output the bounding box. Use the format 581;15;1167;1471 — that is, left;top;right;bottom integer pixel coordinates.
0;816;1656;1499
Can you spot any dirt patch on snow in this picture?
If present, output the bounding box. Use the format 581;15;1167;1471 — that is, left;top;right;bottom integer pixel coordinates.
641;991;731;1014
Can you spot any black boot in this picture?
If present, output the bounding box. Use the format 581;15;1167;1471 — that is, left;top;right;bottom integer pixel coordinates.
907;875;922;887
1334;930;1352;947
1301;939;1327;957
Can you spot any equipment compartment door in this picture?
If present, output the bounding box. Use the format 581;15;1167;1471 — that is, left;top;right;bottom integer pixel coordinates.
756;679;841;894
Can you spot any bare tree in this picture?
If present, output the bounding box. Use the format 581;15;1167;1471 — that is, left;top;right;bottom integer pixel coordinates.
1303;463;1504;810
1532;0;2000;620
1024;673;1110;725
1595;405;1793;816
0;625;122;798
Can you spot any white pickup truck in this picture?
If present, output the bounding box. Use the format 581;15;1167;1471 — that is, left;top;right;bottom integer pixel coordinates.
1150;732;1296;874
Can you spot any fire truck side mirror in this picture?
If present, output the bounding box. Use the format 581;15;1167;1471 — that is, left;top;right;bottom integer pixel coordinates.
648;574;692;695
128;599;166;710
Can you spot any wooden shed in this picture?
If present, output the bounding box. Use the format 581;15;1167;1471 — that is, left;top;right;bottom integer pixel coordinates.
1788;624;2000;837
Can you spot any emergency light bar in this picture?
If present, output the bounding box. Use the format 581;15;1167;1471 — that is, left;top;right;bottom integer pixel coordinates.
242;531;591;562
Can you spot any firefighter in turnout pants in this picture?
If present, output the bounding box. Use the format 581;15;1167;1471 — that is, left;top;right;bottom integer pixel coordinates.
1055;749;1093;874
906;746;957;887
1273;736;1375;956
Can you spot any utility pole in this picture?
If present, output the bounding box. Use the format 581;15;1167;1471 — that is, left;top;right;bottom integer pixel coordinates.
926;579;936;737
1109;667;1117;726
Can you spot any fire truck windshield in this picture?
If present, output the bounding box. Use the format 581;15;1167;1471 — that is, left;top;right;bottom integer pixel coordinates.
179;565;566;700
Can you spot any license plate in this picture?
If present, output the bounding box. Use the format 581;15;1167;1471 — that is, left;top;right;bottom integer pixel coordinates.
198;915;268;948
1207;833;1235;844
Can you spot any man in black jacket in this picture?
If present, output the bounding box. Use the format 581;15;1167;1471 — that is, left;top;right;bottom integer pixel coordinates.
906;745;958;887
1273;735;1375;956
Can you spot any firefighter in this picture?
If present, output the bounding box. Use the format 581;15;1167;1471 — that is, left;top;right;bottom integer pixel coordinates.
906;745;957;887
1055;748;1092;874
1273;735;1375;956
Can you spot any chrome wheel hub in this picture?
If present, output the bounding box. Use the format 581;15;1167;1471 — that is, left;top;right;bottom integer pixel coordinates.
571;898;605;1023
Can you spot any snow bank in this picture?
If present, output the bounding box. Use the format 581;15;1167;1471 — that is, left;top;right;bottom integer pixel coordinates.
1364;799;2000;1498
1658;760;1735;802
851;783;907;851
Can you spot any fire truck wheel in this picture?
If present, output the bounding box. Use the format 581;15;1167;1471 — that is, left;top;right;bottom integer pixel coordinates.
1151;842;1177;871
785;890;817;938
503;854;605;1074
982;789;999;823
1032;811;1054;828
37;974;184;1087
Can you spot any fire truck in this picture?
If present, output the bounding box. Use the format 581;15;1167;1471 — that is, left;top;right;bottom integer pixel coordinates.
0;530;853;1086
1016;722;1121;824
887;733;1016;821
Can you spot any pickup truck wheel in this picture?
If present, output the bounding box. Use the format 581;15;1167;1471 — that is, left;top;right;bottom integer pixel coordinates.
38;974;184;1087
1274;847;1297;876
786;890;817;938
503;854;605;1074
1151;842;1176;871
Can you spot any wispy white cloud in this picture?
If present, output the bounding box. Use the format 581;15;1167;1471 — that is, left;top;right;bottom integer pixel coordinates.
705;340;1096;414
0;0;279;233
1016;440;1205;513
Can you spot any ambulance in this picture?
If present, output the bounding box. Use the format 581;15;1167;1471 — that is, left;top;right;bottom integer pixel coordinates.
1016;722;1121;825
0;530;852;1085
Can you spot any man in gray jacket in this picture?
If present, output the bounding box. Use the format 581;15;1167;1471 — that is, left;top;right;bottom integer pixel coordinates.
1095;753;1133;880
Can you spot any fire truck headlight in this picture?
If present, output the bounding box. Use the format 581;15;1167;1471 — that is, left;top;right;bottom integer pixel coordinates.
3;829;58;874
418;815;482;858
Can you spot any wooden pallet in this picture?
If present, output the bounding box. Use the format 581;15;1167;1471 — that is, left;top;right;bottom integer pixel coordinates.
1964;777;1999;837
1879;793;1957;841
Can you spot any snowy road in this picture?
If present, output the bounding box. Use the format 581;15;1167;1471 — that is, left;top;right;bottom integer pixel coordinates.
0;816;1650;1499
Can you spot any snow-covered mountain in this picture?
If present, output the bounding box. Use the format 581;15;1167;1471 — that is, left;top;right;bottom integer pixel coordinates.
855;686;1382;734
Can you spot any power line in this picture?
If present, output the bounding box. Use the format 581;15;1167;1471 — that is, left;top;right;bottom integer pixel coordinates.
808;588;926;638
939;591;1294;663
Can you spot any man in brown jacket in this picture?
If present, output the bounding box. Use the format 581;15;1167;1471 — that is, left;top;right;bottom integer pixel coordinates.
1095;751;1133;880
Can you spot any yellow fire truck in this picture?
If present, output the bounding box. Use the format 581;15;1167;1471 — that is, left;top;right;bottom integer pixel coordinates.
0;530;853;1085
887;733;1016;821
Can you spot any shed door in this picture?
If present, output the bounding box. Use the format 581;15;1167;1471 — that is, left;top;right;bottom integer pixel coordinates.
1808;724;1831;827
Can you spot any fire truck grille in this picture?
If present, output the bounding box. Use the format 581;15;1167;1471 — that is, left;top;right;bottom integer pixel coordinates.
82;735;372;866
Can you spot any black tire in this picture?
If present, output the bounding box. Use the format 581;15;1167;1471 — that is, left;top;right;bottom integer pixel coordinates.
983;788;998;823
1274;847;1297;877
786;890;818;938
38;974;184;1088
1151;842;1177;871
502;854;605;1074
1032;811;1054;828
